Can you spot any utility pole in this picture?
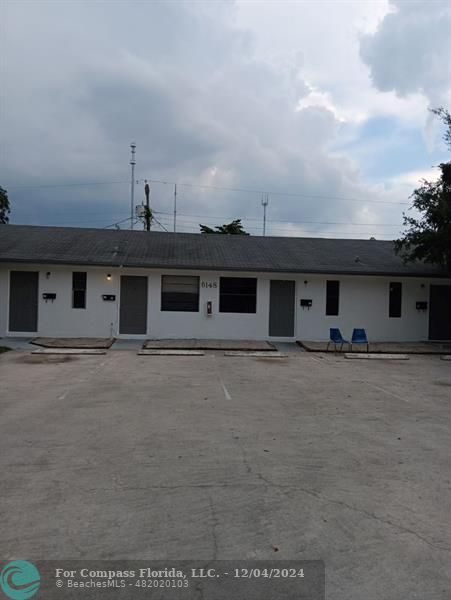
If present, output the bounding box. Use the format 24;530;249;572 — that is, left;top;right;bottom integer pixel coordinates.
144;180;151;231
130;143;136;230
261;193;269;236
173;183;177;232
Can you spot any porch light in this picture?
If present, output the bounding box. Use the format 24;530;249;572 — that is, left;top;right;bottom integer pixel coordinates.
107;274;112;281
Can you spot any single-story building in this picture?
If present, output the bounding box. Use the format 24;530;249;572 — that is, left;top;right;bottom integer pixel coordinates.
0;224;450;342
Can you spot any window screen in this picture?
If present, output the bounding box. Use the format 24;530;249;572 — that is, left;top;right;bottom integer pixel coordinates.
389;282;402;318
219;277;257;313
72;272;87;309
161;275;199;312
326;280;340;316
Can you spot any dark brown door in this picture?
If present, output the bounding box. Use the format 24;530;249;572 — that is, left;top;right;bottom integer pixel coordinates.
9;271;39;332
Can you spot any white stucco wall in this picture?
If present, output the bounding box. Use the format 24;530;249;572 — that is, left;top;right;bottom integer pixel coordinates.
148;271;272;340
294;274;440;342
0;265;118;338
0;263;449;341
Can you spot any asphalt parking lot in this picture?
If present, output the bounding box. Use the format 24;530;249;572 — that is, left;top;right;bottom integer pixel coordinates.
1;349;450;598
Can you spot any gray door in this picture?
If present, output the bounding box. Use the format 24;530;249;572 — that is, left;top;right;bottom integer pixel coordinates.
119;276;148;334
429;285;451;340
269;280;295;337
9;271;39;332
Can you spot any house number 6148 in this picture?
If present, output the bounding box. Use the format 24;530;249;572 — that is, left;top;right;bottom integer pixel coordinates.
201;281;218;289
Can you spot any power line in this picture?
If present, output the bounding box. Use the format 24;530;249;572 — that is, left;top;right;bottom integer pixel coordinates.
152;214;169;233
6;173;411;233
164;222;400;236
21;212;398;237
155;218;399;237
7;181;129;189
25;209;403;230
16;216;129;228
24;205;403;232
154;211;402;228
103;216;133;229
40;213;129;225
141;178;410;206
6;176;410;205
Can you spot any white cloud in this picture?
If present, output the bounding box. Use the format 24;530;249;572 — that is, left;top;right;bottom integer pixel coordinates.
390;166;441;188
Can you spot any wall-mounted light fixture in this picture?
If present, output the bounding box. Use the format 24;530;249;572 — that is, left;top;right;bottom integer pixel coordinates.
304;280;308;285
107;274;112;281
46;272;51;279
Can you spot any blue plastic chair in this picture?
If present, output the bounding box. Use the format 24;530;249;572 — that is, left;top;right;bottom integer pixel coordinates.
327;328;349;352
351;328;369;352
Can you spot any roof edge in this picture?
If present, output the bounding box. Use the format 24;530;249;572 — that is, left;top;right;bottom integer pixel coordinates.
0;257;448;278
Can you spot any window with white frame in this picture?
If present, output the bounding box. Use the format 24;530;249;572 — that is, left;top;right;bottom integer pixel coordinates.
161;275;199;312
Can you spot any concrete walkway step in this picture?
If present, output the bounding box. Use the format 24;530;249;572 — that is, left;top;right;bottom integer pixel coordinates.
32;337;114;349
344;353;409;360
224;351;288;358
138;349;205;356
300;340;451;354
144;339;275;351
32;348;107;355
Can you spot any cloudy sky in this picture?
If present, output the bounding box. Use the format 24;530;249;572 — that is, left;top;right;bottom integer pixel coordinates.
1;0;450;238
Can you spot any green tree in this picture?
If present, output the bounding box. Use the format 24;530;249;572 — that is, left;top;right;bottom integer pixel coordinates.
395;108;451;271
199;219;249;235
0;186;10;224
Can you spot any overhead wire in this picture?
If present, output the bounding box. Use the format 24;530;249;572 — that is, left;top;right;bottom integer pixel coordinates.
6;174;411;234
6;176;410;205
153;211;402;228
139;178;409;206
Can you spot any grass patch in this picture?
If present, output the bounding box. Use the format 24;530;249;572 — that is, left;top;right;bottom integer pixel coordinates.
0;346;12;354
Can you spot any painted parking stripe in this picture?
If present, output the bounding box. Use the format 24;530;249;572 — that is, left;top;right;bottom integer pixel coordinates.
220;380;232;400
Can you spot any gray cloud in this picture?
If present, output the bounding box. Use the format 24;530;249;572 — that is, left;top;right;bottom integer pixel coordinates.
360;0;451;106
0;0;416;237
80;66;220;169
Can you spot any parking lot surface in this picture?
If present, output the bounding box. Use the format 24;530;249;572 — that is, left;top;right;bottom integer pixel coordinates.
1;350;450;598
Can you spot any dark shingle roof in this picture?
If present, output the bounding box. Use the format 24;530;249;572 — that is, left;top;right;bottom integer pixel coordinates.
0;224;447;277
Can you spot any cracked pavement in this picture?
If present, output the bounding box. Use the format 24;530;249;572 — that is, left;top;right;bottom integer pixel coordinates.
0;349;450;598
